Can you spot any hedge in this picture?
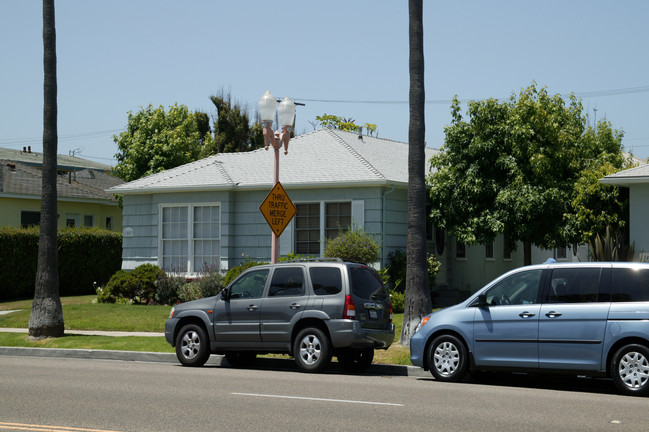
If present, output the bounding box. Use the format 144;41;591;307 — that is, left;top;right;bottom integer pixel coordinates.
0;226;122;301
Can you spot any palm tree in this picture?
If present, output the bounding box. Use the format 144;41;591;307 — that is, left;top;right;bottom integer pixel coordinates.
400;0;431;346
29;0;64;338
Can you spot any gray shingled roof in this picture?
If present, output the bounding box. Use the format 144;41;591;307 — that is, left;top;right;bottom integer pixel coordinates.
0;160;123;203
108;128;440;194
0;147;112;171
601;163;649;186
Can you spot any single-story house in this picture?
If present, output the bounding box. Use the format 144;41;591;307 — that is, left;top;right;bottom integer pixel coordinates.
601;163;649;261
0;146;124;230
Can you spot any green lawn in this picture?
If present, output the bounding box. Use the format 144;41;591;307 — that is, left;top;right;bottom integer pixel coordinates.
0;295;411;365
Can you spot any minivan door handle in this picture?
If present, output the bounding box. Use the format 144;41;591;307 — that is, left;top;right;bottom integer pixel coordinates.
545;311;562;318
519;312;535;318
289;303;301;310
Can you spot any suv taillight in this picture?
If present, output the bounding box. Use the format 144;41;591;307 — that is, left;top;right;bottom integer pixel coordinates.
343;295;356;320
388;300;393;323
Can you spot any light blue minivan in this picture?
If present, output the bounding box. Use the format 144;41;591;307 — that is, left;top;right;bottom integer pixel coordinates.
410;262;649;396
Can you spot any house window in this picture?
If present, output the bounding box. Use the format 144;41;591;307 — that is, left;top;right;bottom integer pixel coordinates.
105;216;113;230
84;215;95;227
160;204;221;274
66;213;80;227
556;246;567;260
295;203;320;255
485;242;494;259
325;202;351;239
456;240;466;258
503;234;512;260
295;201;352;255
21;211;40;228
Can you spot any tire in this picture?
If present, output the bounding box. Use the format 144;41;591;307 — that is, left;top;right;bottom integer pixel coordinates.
224;352;257;367
175;324;210;367
293;327;332;373
337;348;375;373
427;334;468;382
611;344;649;396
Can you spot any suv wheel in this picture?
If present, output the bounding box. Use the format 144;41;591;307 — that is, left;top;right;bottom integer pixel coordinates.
611;344;649;396
224;352;257;367
294;327;332;373
175;324;210;367
337;348;374;373
428;334;468;382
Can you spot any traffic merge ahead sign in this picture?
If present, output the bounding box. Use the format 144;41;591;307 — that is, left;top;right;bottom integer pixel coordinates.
259;182;296;237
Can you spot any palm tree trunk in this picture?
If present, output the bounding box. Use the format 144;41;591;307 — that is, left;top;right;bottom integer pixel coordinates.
401;0;431;346
29;0;64;338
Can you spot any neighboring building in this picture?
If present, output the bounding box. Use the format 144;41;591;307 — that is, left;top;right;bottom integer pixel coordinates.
0;146;124;230
601;163;649;261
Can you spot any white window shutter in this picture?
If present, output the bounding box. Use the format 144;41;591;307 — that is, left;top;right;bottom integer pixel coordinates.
351;200;364;229
279;219;294;256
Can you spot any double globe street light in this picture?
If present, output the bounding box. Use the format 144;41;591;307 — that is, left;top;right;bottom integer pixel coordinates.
258;90;296;263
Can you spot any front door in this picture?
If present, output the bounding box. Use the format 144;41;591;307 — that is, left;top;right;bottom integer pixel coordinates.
473;269;543;369
213;268;269;345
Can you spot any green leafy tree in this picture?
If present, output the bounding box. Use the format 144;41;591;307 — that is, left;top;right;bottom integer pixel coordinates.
401;0;431;346
30;0;64;338
428;82;627;265
113;104;211;181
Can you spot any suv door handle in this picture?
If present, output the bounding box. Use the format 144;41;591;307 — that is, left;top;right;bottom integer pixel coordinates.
247;305;258;311
519;312;536;318
545;311;562;318
289;303;301;310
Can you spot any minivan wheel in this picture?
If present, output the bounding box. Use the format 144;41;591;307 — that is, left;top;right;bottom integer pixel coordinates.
293;327;332;373
175;324;210;367
611;344;649;396
428;334;468;382
337;348;374;373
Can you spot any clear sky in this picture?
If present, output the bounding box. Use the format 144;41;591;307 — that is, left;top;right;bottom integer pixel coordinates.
1;0;648;165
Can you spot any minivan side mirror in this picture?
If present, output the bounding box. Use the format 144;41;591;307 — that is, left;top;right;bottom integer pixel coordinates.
476;294;488;308
220;288;230;301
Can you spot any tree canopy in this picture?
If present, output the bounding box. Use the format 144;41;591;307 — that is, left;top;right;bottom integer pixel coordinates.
314;114;378;136
113;104;210;182
428;83;630;263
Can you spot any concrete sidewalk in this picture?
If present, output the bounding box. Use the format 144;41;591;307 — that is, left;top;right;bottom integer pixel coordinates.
0;327;428;377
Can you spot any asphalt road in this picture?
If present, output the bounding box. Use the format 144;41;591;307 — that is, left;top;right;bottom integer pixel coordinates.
1;355;648;432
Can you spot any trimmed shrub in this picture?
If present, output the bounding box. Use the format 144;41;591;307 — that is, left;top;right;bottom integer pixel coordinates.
389;290;405;314
324;226;380;264
178;281;202;303
196;264;225;298
128;264;165;304
154;274;184;305
98;270;131;303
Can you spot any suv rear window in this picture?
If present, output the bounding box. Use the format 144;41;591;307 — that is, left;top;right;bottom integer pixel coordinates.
310;267;342;295
349;266;387;300
611;268;649;302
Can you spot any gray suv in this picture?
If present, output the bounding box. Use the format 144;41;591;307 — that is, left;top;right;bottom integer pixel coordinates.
165;259;395;372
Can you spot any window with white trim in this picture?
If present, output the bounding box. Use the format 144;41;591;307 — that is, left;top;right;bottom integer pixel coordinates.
295;201;352;255
160;204;220;274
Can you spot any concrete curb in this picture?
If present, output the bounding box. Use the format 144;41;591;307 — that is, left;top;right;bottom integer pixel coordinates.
0;345;428;377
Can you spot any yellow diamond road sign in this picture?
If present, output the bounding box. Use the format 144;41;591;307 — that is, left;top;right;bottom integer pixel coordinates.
260;182;296;237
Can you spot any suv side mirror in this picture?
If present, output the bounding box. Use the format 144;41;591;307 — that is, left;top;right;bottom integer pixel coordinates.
220;288;230;301
476;294;488;308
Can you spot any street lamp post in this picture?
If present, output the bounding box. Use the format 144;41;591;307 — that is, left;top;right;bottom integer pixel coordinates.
259;90;296;263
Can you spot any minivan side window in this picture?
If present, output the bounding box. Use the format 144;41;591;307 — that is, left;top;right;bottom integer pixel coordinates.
485;269;542;306
547;268;601;303
268;267;305;297
310;267;342;295
611;268;649;302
